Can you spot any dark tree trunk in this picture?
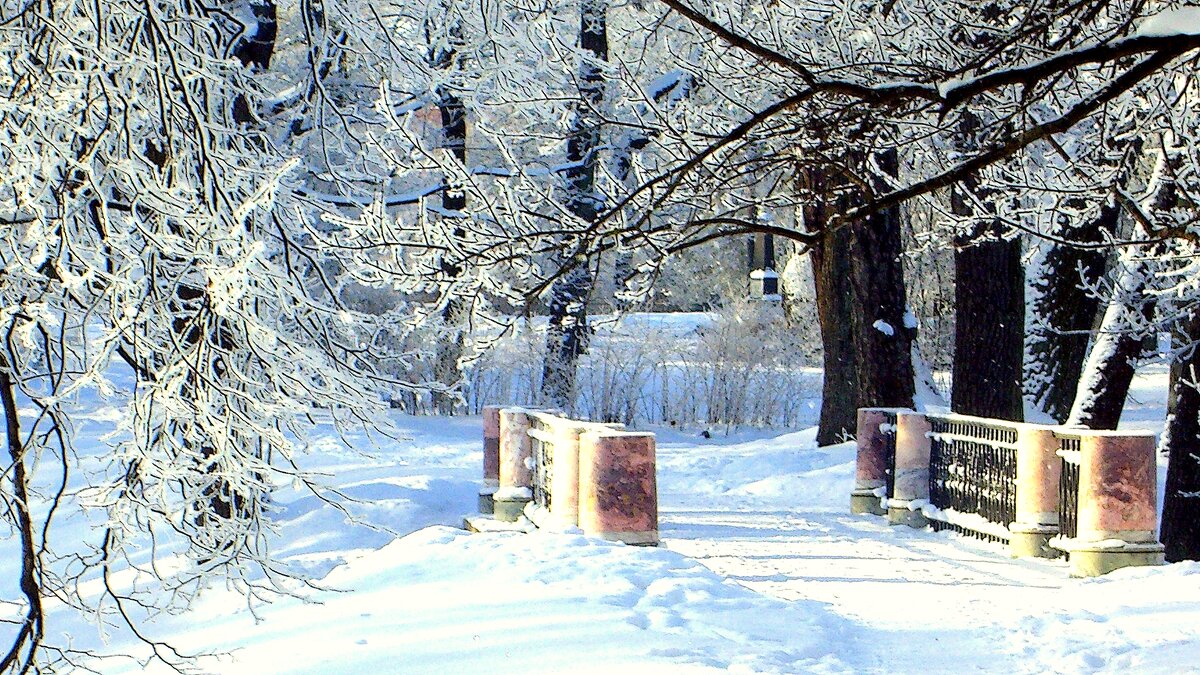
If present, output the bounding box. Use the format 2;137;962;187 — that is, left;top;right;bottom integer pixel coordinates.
952;231;1025;420
848;149;915;410
231;0;277;125
949;111;1024;421
541;0;606;410
1161;310;1200;562
1026;202;1115;423
430;23;469;415
810;195;859;446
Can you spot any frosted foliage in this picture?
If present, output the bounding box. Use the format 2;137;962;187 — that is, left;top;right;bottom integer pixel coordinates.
467;305;820;429
0;0;457;669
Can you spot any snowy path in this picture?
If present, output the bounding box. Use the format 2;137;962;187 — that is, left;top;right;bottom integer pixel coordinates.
660;508;1068;673
651;426;1199;674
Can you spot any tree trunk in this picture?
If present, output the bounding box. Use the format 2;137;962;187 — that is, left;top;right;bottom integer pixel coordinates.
1161;309;1200;561
952;232;1025;420
541;0;607;409
949;111;1024;421
1065;256;1154;429
848;149;915;410
810;195;859;446
430;23;469;415
1025;201;1115;422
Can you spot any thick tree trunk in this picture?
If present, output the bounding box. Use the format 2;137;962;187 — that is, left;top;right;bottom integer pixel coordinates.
811;199;859;446
949;111;1024;421
431;65;469;415
952;232;1025;420
541;0;606;409
1161;309;1200;561
848;150;915;410
542;262;594;410
1069;144;1174;429
1025;202;1115;422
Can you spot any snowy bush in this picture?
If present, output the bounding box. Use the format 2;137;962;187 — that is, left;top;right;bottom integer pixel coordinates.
465;304;820;430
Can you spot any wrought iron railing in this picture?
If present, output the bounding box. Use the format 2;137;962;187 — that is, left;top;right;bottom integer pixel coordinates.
1056;433;1082;543
528;415;554;511
927;414;1019;544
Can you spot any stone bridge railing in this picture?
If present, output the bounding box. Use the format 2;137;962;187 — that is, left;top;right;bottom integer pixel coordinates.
852;408;1164;577
474;406;658;546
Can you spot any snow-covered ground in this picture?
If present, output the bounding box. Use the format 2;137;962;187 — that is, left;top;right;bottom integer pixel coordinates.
6;363;1200;673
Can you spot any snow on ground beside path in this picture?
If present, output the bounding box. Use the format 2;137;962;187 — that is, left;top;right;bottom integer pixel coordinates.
139;527;852;674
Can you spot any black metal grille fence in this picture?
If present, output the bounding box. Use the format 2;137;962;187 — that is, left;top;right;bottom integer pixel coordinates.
529;416;553;510
927;416;1018;544
1057;434;1081;542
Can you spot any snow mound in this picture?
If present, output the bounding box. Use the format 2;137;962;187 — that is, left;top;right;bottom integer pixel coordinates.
164;527;852;674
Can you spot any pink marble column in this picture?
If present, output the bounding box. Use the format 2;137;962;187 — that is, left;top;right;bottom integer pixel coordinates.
1015;426;1061;527
494;408;532;522
548;422;583;526
1067;430;1164;576
578;431;658;545
888;412;931;528
479;406;502;514
1078;432;1158;543
852;409;890;515
1009;425;1061;557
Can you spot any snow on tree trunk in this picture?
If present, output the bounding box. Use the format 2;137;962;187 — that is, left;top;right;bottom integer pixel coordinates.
1025;200;1115;423
541;0;607;410
1065;256;1154;429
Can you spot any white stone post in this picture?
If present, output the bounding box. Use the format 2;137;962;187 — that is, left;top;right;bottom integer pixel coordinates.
479;406;501;514
578;431;658;546
851;408;890;516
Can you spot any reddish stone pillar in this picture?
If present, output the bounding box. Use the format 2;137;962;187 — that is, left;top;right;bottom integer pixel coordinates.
547;422;583;527
578;431;658;545
851;408;890;516
1009;425;1061;558
888;412;931;528
479;406;502;514
1068;431;1165;576
495;408;532;522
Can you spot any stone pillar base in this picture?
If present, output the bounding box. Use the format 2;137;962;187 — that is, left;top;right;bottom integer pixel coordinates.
851;490;886;516
887;502;927;528
1008;524;1061;559
1068;542;1166;578
493;497;532;523
478;492;495;514
594;530;659;546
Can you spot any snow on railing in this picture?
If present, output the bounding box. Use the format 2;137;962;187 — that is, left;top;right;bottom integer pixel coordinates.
852;409;1164;577
926;413;1019;545
469;406;658;546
